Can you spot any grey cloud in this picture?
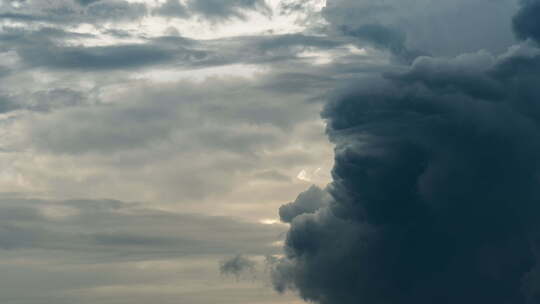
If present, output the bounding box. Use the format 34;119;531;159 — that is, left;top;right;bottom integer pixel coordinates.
0;224;42;250
82;0;147;22
187;33;347;68
0;94;21;113
187;0;270;20
18;43;199;71
219;254;256;278
253;33;344;54
0;12;43;22
279;185;329;223
253;170;291;182
341;24;405;52
91;233;179;247
492;42;540;79
25;88;91;112
0;44;341;224
12;75;331;207
278;0;305;14
340;23;424;62
152;0;270;20
0;26;94;46
323;0;519;57
0;26;211;71
513;0;540;42
389;51;505;100
256;72;335;94
0;198;285;258
153;0;189;18
2;0;271;25
151;33;346;69
3;25;348;72
0;0;148;24
75;0;101;6
0;197;300;304
272;2;540;304
24;77;318;155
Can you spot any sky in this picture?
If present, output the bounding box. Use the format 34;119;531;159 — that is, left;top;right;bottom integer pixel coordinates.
1;0;540;303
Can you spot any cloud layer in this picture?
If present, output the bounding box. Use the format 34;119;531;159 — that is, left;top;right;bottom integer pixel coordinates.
3;0;538;303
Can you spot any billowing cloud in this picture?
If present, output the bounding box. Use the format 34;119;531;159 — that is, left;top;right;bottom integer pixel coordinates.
272;1;540;304
279;185;330;223
513;0;540;42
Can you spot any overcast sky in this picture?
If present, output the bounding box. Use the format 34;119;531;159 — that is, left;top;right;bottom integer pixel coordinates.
0;0;537;303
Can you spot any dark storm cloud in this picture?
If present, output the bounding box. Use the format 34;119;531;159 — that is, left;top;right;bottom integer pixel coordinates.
272;1;540;304
322;0;519;57
340;24;424;63
279;185;329;223
513;0;540;42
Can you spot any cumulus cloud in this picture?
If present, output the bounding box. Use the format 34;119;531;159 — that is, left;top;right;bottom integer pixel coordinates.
279;185;330;223
272;1;540;304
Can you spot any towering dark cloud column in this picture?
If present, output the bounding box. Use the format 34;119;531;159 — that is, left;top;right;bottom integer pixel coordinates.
273;2;540;304
514;0;540;43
